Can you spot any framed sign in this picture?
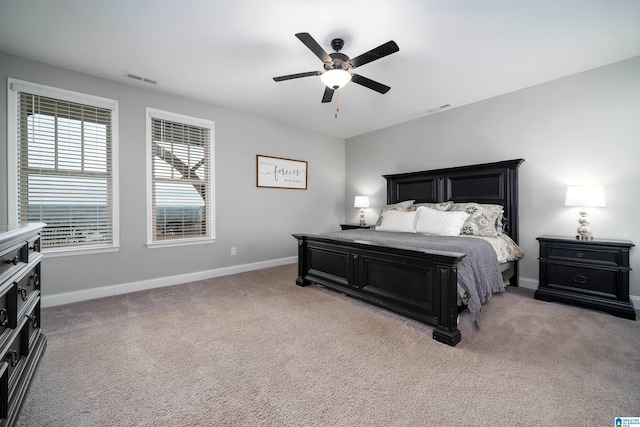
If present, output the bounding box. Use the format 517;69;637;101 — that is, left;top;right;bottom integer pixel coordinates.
256;155;308;190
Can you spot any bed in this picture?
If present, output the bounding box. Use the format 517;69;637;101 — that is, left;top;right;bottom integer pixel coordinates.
293;158;524;346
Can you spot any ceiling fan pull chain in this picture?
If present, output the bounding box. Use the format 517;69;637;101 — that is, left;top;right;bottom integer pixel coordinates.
335;92;340;119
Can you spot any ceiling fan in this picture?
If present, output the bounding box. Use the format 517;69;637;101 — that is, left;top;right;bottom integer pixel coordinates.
273;33;399;103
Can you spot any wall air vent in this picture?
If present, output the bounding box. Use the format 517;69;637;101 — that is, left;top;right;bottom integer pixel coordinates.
125;72;158;85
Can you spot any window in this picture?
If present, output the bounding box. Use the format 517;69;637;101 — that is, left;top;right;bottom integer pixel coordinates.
8;79;119;254
146;108;215;247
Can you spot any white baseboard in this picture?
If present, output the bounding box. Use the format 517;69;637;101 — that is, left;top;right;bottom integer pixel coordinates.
41;256;297;308
42;263;639;312
518;277;538;290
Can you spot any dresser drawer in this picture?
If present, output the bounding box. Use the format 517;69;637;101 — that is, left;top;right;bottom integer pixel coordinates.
0;285;14;339
0;243;27;284
25;235;41;262
546;244;621;266
0;362;7;419
21;300;41;356
546;263;618;298
13;265;40;319
2;325;27;393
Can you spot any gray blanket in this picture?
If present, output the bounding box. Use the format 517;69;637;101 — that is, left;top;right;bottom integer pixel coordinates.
323;229;504;325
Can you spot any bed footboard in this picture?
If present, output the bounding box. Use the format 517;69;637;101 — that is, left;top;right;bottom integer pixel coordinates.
293;234;466;346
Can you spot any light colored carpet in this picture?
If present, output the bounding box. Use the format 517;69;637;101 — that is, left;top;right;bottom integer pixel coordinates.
16;264;640;426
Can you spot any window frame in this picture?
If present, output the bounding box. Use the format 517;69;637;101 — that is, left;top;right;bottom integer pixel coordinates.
7;78;120;257
145;107;216;248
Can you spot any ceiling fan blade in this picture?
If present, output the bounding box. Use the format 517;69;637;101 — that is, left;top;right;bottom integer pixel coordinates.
349;40;399;68
295;33;332;63
273;71;321;82
321;86;334;103
351;74;391;94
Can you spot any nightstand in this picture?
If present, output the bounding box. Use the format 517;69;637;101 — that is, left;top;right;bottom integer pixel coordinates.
340;224;375;230
535;235;636;320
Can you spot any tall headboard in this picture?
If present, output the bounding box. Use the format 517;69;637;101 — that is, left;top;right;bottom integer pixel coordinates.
383;159;525;284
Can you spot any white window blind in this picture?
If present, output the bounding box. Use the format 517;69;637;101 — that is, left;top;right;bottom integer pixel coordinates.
150;114;213;243
16;91;114;250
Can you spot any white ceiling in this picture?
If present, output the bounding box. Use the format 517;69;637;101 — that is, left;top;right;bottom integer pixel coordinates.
1;0;639;139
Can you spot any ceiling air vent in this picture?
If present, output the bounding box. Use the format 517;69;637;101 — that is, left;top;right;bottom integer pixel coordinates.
125;72;157;85
427;104;452;113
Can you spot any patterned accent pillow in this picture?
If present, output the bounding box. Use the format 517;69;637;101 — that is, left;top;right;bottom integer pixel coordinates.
412;201;454;211
496;215;506;235
375;200;415;226
449;203;504;237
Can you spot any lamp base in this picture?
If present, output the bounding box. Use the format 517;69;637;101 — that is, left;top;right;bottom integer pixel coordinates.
359;209;366;226
575;209;593;241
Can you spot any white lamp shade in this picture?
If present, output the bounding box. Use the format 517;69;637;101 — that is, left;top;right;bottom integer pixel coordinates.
564;185;606;207
354;196;370;208
321;69;352;90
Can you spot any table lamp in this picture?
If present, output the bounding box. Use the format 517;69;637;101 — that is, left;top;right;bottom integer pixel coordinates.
564;185;606;240
354;196;370;226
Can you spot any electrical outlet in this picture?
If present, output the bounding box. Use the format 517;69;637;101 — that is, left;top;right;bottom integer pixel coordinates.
231;247;237;256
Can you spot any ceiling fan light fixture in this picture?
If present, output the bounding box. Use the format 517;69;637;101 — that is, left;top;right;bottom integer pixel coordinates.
321;69;352;90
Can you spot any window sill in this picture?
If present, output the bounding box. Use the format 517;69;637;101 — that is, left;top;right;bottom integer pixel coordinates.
43;245;120;258
146;237;217;249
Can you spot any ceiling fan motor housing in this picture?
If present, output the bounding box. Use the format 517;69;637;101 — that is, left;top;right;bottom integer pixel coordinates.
325;39;350;71
324;53;350;71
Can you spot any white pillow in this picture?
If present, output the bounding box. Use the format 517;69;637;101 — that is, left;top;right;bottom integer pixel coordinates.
415;206;469;236
376;210;417;233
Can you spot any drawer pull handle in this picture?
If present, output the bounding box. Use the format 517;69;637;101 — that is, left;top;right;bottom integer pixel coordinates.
30;273;40;288
574;275;587;284
576;252;584;258
18;287;28;302
27;314;38;329
6;350;19;368
0;309;7;327
5;256;19;265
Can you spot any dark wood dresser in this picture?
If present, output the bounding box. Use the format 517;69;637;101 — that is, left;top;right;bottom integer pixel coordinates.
536;235;636;320
0;223;47;426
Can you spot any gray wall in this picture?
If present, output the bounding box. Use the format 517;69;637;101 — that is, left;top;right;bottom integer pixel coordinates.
0;52;345;300
345;56;640;300
3;50;639;304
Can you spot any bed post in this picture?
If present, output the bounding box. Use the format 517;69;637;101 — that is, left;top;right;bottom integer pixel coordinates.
294;235;310;287
432;265;462;346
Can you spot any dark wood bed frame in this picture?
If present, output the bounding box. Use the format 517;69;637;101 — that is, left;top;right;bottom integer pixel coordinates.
293;159;524;346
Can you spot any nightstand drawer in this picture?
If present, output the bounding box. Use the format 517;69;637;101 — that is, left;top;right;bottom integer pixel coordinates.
546;245;620;266
546;264;617;298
